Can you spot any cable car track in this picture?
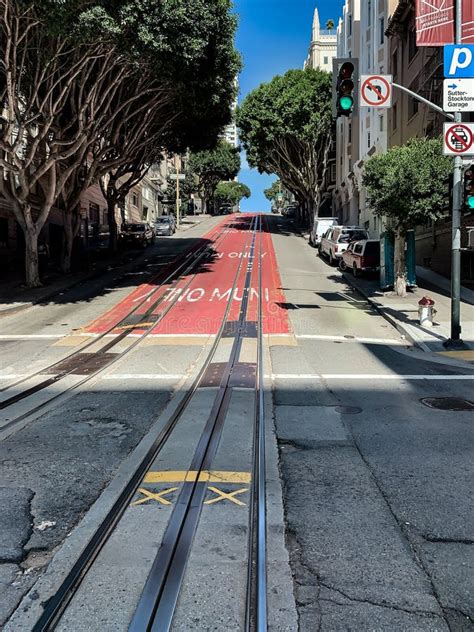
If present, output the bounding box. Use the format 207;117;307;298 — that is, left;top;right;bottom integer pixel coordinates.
29;214;269;632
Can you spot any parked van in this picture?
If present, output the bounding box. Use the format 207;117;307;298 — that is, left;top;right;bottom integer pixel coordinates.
309;217;338;247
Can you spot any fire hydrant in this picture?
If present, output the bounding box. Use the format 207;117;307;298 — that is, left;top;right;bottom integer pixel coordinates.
418;296;436;327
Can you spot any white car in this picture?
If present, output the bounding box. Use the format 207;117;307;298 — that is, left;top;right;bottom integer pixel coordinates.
309;217;338;248
319;226;369;265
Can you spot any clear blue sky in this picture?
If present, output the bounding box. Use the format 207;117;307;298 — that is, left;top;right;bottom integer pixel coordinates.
234;0;339;212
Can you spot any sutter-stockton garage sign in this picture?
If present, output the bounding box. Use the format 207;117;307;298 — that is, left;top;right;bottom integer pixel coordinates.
416;0;474;46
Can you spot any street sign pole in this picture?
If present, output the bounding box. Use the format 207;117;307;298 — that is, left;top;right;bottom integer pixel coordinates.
446;0;464;348
174;155;180;230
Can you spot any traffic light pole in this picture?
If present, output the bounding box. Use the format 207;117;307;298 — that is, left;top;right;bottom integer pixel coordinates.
445;0;464;348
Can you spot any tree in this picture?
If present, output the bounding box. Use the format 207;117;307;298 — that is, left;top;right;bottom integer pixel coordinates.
237;68;333;226
264;180;291;212
188;142;240;213
215;181;250;207
363;137;452;297
1;0;239;285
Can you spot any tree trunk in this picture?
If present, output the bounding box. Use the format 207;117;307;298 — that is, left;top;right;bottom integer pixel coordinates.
394;228;407;298
107;198;118;253
61;210;74;274
24;228;41;288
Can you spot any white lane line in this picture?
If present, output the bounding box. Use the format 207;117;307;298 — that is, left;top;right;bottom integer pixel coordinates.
272;373;474;381
295;334;407;345
0;374;27;380
0;334;64;340
102;374;186;380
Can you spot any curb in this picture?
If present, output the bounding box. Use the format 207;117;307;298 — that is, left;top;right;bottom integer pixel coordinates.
342;272;432;353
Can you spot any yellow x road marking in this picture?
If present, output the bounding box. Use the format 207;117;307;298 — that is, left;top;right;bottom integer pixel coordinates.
131;487;178;506
204;486;249;506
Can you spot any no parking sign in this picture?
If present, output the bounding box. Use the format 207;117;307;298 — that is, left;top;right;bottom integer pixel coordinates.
443;123;474;155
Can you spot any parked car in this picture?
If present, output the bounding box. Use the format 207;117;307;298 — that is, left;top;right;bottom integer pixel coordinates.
340;239;380;276
154;216;175;236
309;217;338;248
120;222;154;248
319;226;369;265
217;204;233;215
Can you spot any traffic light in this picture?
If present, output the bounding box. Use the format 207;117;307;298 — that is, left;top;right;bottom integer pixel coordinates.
464;163;474;211
332;58;358;118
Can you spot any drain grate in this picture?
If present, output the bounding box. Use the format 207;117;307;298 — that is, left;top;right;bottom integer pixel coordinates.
421;397;474;412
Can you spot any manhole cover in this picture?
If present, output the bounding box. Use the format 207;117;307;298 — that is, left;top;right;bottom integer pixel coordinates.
335;406;362;415
421;398;474;412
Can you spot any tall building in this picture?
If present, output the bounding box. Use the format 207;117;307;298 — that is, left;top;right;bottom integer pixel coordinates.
223;78;239;148
355;0;398;237
333;0;361;226
304;7;337;71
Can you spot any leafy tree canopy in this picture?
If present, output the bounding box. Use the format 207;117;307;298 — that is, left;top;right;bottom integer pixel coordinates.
189;141;240;193
363;137;452;230
237;68;332;222
215;181;250;205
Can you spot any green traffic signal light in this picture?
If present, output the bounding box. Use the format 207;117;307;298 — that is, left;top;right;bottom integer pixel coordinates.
339;96;353;110
468;195;474;210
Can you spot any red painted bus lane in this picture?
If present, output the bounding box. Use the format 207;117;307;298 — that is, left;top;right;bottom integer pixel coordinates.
84;215;290;336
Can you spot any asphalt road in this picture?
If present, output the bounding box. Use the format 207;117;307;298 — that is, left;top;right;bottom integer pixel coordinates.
1;213;473;631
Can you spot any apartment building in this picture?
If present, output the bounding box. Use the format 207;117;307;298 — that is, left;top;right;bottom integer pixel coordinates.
333;0;361;226
356;0;398;237
386;0;474;280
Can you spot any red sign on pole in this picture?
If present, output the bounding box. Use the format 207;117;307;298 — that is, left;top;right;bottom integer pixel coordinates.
416;0;474;46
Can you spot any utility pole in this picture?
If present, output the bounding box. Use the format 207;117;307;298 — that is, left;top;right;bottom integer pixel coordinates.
175;155;180;231
445;0;464;349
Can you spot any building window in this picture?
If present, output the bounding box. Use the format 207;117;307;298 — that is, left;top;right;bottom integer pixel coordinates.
132;193;139;207
368;0;372;26
392;103;397;131
348;122;352;143
348;14;352;36
367;132;371;148
331;163;337;181
408;28;418;62
324;56;329;65
379;115;384;132
392;49;398;78
89;203;99;224
409;95;419;119
379;18;385;44
373;217;377;231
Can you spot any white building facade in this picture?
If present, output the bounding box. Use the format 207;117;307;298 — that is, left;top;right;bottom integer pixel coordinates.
355;0;398;237
333;0;361;226
304;7;337;72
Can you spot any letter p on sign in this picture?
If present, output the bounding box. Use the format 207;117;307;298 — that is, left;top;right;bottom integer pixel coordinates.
444;45;474;78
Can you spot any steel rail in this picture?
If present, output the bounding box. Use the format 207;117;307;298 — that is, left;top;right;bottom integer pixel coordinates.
0;221;226;395
0;225;233;436
129;215;260;632
245;214;268;632
30;214;257;632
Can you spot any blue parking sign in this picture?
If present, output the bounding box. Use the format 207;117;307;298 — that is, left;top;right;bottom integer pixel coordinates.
444;45;474;78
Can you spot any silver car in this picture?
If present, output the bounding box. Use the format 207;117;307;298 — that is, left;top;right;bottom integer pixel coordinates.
154;216;175;236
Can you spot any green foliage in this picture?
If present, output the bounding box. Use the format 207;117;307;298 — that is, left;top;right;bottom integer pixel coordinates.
237;68;333;221
363;137;452;230
22;0;241;151
215;181;250;205
188;141;241;203
264;180;282;202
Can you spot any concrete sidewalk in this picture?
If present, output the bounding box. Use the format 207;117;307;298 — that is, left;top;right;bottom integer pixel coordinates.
344;266;474;363
0;214;213;317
